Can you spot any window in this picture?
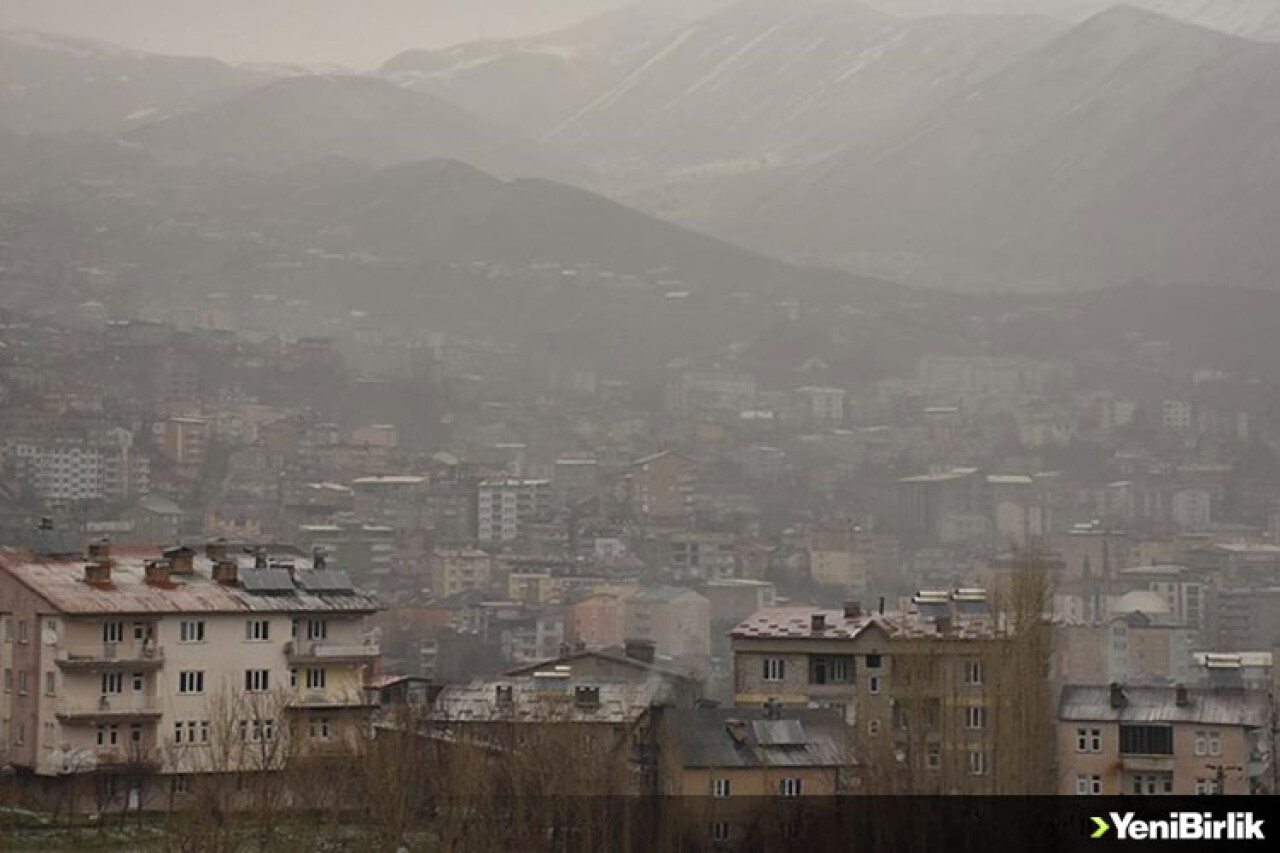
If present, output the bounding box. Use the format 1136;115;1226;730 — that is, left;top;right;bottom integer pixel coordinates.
712;778;731;798
968;749;989;776
963;659;983;685
17;671;27;696
246;619;270;641
1076;775;1102;795
306;619;328;641
129;724;142;744
290;668;298;688
865;653;881;669
1119;725;1173;756
892;702;908;731
173;776;191;796
309;717;331;741
1195;730;1222;757
199;721;209;743
14;723;23;746
868;675;881;695
306;668;326;690
178;671;204;695
926;744;941;770
1089;728;1102;752
809;655;853;685
133;623;146;642
240;718;276;743
711;821;730;842
868;719;881;737
245;669;270;693
101;672;123;695
966;706;987;731
2;616;10;642
173;721;184;745
179;620;206;643
96;724;119;747
132;672;144;692
2;669;9;693
779;778;802;797
44;672;55;696
102;621;123;644
1131;773;1173;795
1194;778;1218;796
762;658;785;683
18;620;28;644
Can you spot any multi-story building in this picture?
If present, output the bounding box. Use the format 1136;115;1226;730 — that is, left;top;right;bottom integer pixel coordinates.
477;479;550;543
795;387;846;426
153;417;211;468
628;451;696;521
429;548;494;599
730;591;1030;793
624;587;711;674
668;531;738;581
1057;683;1271;795
0;540;380;811
6;429;149;507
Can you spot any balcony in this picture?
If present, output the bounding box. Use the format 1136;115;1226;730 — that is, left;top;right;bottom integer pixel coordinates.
55;642;164;671
56;695;163;722
1121;754;1176;772
287;689;379;711
285;640;380;665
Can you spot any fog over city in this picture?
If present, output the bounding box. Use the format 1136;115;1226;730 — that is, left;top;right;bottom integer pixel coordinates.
0;0;1278;846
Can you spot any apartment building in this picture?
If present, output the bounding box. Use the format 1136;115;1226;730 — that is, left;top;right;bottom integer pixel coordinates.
730;590;1018;793
476;479;550;543
628;451;696;521
1058;684;1271;795
0;540;380;810
429;548;494;598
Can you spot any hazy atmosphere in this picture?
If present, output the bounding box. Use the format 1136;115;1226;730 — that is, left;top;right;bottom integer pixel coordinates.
1;0;1278;847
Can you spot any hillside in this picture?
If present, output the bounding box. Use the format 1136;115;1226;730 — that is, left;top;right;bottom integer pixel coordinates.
727;6;1280;291
123;74;583;181
0;29;269;133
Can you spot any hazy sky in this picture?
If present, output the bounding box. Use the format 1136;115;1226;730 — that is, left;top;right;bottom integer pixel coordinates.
0;0;636;68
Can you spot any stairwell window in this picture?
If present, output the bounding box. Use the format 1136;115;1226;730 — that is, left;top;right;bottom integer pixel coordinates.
762;658;785;683
963;659;983;686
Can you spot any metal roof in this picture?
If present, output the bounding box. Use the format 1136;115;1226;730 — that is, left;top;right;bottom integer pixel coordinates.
665;708;850;769
0;548;378;615
432;678;663;725
1059;685;1269;728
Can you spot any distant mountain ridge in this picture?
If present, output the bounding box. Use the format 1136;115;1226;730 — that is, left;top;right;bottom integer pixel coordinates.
122;74;584;181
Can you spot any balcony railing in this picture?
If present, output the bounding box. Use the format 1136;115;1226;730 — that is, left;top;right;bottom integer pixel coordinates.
56;695;163;722
56;642;164;670
285;640;380;664
288;689;379;710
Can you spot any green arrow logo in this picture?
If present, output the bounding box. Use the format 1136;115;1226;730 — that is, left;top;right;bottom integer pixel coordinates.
1091;816;1111;839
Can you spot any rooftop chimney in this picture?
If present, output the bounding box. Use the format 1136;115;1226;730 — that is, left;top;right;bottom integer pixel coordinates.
164;546;195;575
206;539;228;563
843;601;862;619
214;559;239;586
1175;683;1189;707
84;538;111;584
878;596;885;615
253;547;267;570
763;697;782;720
811;613;827;632
144;559;172;586
313;546;327;570
495;685;514;706
623;638;655;665
1109;682;1127;710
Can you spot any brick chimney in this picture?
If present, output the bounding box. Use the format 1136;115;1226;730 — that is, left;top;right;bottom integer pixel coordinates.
144;559;172;585
85;538;112;584
1109;682;1127;709
164;546;195;574
213;559;239;586
206;538;229;564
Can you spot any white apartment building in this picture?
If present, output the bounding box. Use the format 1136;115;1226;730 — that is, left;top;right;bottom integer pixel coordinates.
477;479;550;543
7;429;149;506
0;540;380;811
